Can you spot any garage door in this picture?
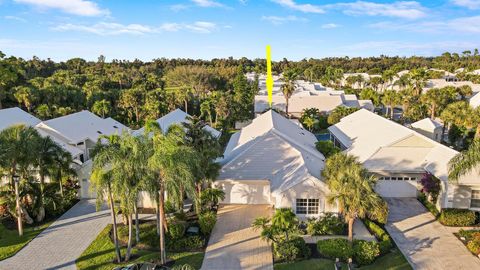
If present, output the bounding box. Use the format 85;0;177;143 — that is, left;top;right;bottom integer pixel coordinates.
215;180;270;204
375;180;418;198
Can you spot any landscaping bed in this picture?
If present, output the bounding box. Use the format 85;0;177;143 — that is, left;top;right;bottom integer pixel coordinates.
455;229;480;257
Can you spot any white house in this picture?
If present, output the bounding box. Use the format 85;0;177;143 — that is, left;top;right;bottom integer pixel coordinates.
328;109;480;210
411;118;444;142
0;107;41;131
215;110;336;217
133;109;221;138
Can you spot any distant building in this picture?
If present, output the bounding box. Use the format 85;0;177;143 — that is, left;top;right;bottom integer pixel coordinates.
411;118;444;142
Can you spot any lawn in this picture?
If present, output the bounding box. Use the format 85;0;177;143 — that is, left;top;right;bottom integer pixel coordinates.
0;221;53;261
274;249;412;270
76;225;205;270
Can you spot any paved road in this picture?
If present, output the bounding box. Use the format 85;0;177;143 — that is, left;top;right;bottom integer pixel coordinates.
385;198;480;270
0;199;110;270
201;204;274;270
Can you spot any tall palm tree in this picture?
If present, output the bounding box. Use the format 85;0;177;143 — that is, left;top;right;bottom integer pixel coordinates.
92;99;111;118
281;69;298;116
409;68;427;96
0;125;39;234
148;125;198;264
32;135;62;222
182;117;222;214
90;134;122;263
449;140;480;182
50;150;75;197
322;153;384;242
381;90;399;119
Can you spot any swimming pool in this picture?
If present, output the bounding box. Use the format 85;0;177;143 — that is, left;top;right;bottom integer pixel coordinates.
315;133;330;141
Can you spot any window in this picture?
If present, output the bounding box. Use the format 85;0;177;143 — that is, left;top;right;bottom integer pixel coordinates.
296;199;319;215
471;190;480;208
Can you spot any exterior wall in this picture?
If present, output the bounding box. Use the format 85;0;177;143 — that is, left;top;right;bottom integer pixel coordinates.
77;160;96;199
214;180;271;205
452;185;472;209
275;179;336;219
137;191;156;208
412;127;442;142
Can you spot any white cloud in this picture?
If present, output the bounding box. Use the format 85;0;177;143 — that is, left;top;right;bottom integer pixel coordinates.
170;4;189;12
191;0;223;7
261;15;306;25
451;0;480;9
272;0;324;13
52;21;218;35
14;0;109;16
4;15;27;22
334;1;426;19
370;15;480;33
321;23;339;29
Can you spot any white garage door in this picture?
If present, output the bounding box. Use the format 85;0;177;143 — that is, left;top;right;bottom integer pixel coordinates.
216;180;270;204
375;179;418;198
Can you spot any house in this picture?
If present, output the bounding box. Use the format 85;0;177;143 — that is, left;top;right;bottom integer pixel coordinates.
36;110;129;163
328;109;480;210
133;109;220;138
255;92;374;117
411;118;444;142
470;92;480;109
0;107;41;131
34;110;130;198
214;110;336;217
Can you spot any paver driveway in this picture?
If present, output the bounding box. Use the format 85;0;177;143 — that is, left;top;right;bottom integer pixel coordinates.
385;198;480;270
201;204;274;270
0;199;109;270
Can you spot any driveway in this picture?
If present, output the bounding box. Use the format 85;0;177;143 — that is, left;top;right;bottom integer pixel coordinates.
0;199;110;270
385;198;480;270
201;204;274;270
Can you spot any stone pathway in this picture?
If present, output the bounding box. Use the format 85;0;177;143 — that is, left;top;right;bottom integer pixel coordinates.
0;199;110;270
201;204;274;270
385;198;480;270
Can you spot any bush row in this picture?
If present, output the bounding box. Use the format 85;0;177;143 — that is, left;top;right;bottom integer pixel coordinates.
305;213;346;236
317;238;380;266
363;219;392;254
439;208;476;227
273;237;310;262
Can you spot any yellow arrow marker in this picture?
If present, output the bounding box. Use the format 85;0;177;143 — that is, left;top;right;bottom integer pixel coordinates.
266;45;273;108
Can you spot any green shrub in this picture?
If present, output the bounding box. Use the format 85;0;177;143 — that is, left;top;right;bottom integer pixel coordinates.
199;211;217;235
418;193;440;217
353;240;380;266
168;220;186;240
167;235;204;251
362;219;392;255
317;238;353;261
315;141;340;158
467;239;480;255
274;237;311;262
439;209;476;226
165;200;176;214
306;213;345;235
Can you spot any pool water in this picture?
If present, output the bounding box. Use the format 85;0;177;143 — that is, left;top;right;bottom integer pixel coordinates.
315;133;330;141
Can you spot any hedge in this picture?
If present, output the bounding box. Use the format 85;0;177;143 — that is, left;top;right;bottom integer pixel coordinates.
274;237;311;262
418;193;440;218
363;219;392;254
316;238;380;265
317;238;353;261
439;209;476;227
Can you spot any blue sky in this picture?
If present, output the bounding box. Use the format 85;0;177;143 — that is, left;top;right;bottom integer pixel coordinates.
1;0;480;61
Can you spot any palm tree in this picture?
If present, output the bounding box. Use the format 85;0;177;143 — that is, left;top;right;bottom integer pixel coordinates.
182;117;222;214
381;90;399;119
50;150;75;197
0;125;39;234
449;140;480;182
148;125;198;264
281;69;298;116
303;116;315;131
252;208;299;243
90;135;122;263
322;153;384;242
92;99;111;118
32;135;62;222
409;68;427;96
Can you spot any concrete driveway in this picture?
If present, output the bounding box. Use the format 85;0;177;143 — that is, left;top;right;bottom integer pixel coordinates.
201;204;274;270
385;198;480;270
0;199;109;270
